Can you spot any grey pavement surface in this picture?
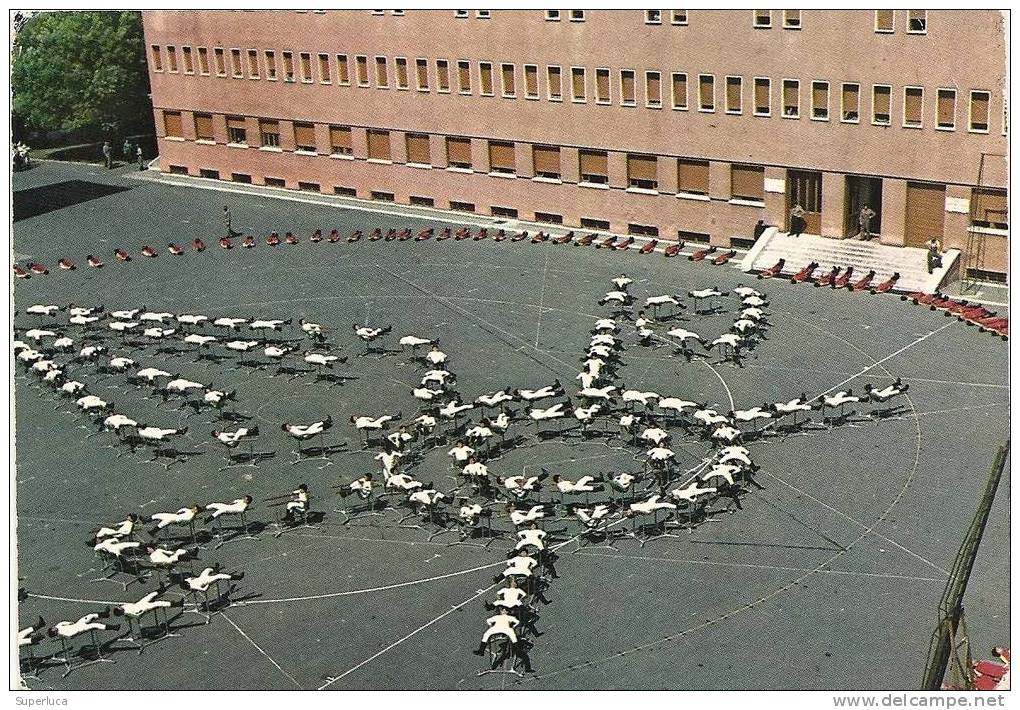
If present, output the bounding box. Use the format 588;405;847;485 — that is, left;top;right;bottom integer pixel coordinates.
11;160;1010;690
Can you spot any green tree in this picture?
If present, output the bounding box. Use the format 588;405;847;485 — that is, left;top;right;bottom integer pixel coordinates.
12;11;151;138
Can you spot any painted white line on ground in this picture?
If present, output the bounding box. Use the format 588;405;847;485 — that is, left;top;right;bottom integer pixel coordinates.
221;611;303;689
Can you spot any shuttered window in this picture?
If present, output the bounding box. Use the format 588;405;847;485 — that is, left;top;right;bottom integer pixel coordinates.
754;77;770;115
330;126;352;155
151;45;163;71
596;68;610;104
678;158;709;195
875;9;894;32
571;67;585;101
294;123;316;152
782;79;799;117
480;62;494;95
488;141;516;174
621;70;636;105
163;111;183;138
811;81;829;119
300;52;312;82
501;63;515;96
524;64;538;98
226;116;247;145
970;90;990;131
458;60;471;93
904;87;923;127
414;58;428;90
436;59;450;92
167;46;178;72
731;164;765;201
246;49;258;78
627;154;658;190
281;51;292;80
406;133;431;165
374;57;387;87
352;55;366;86
937;89;956;129
725;76;741;113
198;47;210;75
367;130;391;161
446;137;472;169
873;85;891;124
194;113;214;141
547;66;562;100
318;53;330;82
646;71;662;107
972;188;1008;229
841;83;860;121
215;48;227;76
336;54;349;85
532;145;561;179
395;58;409;89
579;149;608;184
698;75;714;111
259;119;280;147
183;46;194;74
672;73;688;109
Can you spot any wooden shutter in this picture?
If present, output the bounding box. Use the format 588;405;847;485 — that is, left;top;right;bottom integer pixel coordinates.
627;154;657;182
874;86;891;117
843;83;859;115
937;90;955;126
294;123;316;148
226;116;246;130
876;9;893;30
437;60;450;91
502;64;515;94
647;72;661;104
699;75;714;108
395;58;408;88
971;92;990;128
260;119;278;134
532;145;560;175
336;55;349;83
972;189;1007;227
367;130;391;160
547;66;561;97
812;82;827;110
488;141;515;172
905;88;922;124
330;126;351;150
621;71;635;103
678;159;709;194
447;137;471;166
194;113;214;140
726;77;741;110
406;133;430;164
480;64;493;94
596;69;610;101
783;80;798;111
754;78;770;112
571;67;584;99
416;59;428;88
579;150;608;178
163;111;183;137
905;182;945;247
731;164;764;201
525;65;538;96
458;61;471;91
673;73;687;108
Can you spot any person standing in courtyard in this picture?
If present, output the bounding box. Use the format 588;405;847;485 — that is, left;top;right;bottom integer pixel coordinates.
926;236;943;274
136;146;144;171
102;140;112;169
222;205;234;237
122;137;134;163
789;204;806;238
858;204;876;240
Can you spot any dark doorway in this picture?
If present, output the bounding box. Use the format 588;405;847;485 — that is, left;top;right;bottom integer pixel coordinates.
787;170;822;234
13;180;131;222
845;176;883;238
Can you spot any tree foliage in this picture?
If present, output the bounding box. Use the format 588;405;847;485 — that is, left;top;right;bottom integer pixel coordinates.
12;11;151;137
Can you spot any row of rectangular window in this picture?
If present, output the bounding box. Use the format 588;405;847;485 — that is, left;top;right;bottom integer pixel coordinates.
150;46;999;134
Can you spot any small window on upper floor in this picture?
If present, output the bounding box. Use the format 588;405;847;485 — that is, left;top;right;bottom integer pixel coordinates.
570;10;585;21
875;9;894;33
645;10;662;24
671;10;687;25
476;10;490;18
907;10;926;33
151;45;163;72
455;9;469;18
391;10;404;15
371;10;385;15
969;90;990;133
545;10;560;21
783;10;801;29
754;9;771;27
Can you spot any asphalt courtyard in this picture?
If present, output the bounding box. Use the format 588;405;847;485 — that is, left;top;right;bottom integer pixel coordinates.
12;160;1010;690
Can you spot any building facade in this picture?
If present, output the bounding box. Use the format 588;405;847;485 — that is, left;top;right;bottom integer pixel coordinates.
143;9;1008;278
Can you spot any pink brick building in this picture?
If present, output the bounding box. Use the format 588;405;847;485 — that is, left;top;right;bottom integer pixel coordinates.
143;9;1008;278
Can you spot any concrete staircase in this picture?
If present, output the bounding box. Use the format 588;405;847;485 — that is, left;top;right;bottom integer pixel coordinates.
740;227;958;294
